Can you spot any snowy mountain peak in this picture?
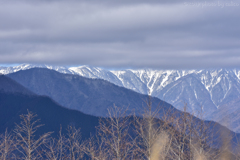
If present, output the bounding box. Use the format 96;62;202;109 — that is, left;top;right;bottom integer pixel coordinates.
2;63;240;121
3;64;240;132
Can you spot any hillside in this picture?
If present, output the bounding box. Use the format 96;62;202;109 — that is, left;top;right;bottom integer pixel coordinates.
0;91;99;139
7;68;177;117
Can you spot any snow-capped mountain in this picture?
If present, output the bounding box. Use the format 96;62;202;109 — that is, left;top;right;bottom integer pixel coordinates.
69;66;123;86
0;64;74;75
2;64;240;131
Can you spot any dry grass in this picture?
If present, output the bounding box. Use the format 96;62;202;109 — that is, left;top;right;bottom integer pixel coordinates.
150;132;169;160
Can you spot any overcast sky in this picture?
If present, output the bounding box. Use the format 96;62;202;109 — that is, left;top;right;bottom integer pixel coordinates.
0;0;240;69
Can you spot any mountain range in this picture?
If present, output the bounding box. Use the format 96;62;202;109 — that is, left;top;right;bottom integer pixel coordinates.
7;68;177;117
1;64;240;132
1;70;240;150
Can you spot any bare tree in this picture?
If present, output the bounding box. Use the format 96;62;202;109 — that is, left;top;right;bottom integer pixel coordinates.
65;125;84;160
133;96;171;160
44;127;66;160
14;110;51;160
0;129;15;160
168;106;194;160
97;105;134;160
164;104;218;160
84;135;108;160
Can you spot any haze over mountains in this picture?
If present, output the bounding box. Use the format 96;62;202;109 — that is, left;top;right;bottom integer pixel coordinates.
2;64;240;132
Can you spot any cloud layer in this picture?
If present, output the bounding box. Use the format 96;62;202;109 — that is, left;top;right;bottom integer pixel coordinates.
0;0;240;69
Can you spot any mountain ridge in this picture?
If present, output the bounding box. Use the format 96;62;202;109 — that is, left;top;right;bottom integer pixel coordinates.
7;68;178;118
2;64;240;110
2;64;240;132
2;72;240;151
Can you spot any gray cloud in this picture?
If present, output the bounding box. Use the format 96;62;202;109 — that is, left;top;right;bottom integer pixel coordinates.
0;0;240;69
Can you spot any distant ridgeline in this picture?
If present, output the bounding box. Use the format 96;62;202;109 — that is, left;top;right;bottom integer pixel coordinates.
1;64;240;132
1;72;240;159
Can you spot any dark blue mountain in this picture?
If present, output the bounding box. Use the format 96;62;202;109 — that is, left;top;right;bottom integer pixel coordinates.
0;91;99;139
0;74;99;139
7;68;178;117
0;74;33;95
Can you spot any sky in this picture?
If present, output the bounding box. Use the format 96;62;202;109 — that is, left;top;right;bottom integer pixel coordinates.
0;0;240;69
